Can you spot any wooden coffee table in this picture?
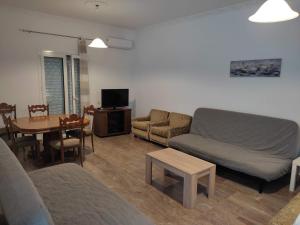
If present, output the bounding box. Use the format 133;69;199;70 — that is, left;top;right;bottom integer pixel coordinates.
145;148;216;208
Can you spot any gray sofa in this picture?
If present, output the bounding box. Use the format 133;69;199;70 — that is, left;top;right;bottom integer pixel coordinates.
169;108;299;186
0;139;154;225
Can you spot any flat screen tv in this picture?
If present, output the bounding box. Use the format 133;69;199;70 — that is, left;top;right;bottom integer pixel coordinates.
101;89;129;109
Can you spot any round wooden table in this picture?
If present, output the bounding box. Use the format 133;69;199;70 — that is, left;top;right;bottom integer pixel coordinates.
12;115;89;134
12;115;90;163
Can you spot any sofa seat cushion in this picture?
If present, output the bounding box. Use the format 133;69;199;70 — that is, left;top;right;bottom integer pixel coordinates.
132;121;149;131
151;126;170;138
29;163;154;225
0;139;54;225
49;138;80;149
169;134;291;181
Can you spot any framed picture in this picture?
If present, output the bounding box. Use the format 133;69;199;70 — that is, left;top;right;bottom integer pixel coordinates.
230;59;282;77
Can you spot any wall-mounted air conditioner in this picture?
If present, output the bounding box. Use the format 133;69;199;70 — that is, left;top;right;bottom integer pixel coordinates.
106;37;134;50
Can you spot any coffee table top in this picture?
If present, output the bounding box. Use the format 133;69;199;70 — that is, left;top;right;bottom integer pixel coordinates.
12;115;90;134
147;148;215;175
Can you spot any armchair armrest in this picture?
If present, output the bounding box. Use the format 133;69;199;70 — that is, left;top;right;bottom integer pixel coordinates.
150;120;169;127
133;116;150;122
170;126;190;137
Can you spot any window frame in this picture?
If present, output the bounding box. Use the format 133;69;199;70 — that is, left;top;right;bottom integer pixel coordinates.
40;53;71;114
71;55;80;114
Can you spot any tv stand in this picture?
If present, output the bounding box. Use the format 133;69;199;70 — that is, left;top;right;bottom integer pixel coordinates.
93;108;131;137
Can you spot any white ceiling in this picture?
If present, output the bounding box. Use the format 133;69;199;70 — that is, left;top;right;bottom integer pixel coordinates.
0;0;252;29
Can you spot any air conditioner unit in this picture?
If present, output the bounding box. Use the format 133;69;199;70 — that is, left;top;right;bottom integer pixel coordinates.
106;37;134;50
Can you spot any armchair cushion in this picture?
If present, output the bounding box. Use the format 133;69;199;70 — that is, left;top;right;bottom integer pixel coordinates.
150;109;169;122
169;112;192;128
132;121;150;131
151;126;170;138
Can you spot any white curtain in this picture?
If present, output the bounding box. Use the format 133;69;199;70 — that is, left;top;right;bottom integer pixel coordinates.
78;38;90;112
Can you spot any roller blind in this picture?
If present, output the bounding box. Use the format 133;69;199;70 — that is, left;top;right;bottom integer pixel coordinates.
44;57;65;115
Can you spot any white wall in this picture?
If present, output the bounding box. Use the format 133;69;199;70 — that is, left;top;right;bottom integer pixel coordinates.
0;6;136;117
133;1;300;124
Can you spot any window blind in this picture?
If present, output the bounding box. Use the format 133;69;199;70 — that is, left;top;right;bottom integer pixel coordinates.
44;57;65;115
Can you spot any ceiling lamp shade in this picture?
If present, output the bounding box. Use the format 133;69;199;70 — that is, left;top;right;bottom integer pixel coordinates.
249;0;299;23
88;38;108;48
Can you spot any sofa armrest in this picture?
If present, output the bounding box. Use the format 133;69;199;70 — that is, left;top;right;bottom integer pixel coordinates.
133;116;150;122
150;120;169;127
170;126;190;137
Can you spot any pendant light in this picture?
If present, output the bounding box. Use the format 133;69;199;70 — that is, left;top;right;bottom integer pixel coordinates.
88;38;108;48
249;0;299;23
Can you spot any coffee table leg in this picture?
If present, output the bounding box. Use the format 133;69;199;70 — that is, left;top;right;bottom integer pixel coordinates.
183;175;197;208
208;166;216;198
145;155;152;184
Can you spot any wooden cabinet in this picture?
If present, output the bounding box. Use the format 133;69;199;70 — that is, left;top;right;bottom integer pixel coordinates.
93;108;131;137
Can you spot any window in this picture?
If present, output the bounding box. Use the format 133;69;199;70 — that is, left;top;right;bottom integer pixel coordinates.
41;54;81;115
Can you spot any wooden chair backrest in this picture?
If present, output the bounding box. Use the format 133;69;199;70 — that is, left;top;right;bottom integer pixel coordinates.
83;105;95;116
2;114;14;141
83;105;95;130
58;114;84;148
0;103;16;119
28;104;49;118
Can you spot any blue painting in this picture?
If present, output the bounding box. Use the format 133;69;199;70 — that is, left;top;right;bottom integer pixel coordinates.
230;59;281;77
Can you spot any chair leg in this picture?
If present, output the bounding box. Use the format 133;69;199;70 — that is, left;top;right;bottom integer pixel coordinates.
50;148;55;163
91;134;94;152
23;147;27;161
35;141;40;160
23;147;27;160
83;136;85;149
11;145;18;156
60;149;64;163
73;148;76;160
79;147;83;167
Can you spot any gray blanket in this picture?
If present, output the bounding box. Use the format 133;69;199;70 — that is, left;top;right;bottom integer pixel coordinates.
29;164;154;225
190;108;299;159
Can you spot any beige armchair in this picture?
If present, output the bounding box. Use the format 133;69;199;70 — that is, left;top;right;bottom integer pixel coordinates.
150;112;192;146
132;109;169;140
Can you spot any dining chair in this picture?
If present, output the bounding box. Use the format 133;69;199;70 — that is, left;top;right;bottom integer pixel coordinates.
28;104;49;117
67;105;95;152
83;105;95;152
3;115;39;160
0;103;17;140
49;114;84;166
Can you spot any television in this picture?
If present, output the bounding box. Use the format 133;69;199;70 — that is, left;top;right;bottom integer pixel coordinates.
101;89;129;109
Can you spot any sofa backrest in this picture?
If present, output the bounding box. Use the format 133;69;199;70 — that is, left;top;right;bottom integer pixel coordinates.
190;108;299;159
169;112;192;128
0;139;55;225
150;109;169;122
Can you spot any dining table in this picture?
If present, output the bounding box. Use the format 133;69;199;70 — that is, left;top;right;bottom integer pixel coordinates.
12;115;90;162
